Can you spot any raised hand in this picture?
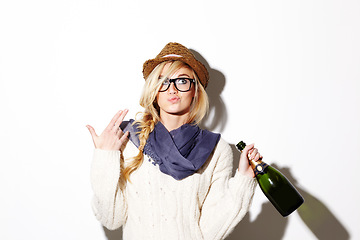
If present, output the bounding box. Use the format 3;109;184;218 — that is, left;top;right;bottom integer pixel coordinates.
86;109;130;151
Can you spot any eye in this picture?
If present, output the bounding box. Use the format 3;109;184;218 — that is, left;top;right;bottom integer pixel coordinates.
176;78;188;85
162;79;170;85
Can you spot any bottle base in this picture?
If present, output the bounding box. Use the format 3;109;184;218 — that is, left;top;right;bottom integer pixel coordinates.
277;198;304;217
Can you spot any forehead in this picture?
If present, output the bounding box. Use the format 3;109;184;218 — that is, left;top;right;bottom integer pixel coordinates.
160;62;193;77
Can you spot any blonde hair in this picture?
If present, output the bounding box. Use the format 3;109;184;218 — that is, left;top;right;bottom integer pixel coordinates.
121;61;209;183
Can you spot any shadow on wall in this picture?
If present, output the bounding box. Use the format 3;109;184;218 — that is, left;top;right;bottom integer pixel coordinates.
103;226;122;240
229;145;350;240
190;49;227;133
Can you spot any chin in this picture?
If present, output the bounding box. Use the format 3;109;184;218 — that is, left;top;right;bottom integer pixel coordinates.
164;108;190;116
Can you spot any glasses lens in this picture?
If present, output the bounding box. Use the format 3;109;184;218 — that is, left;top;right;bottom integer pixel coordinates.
159;79;170;91
159;78;193;92
175;78;191;91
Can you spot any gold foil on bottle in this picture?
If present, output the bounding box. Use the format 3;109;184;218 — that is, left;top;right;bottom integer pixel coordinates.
250;159;263;169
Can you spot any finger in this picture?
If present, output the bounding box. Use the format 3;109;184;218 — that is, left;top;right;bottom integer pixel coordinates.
242;143;254;156
120;131;129;142
106;110;123;131
86;125;98;147
116;128;123;137
113;109;129;131
116;127;126;138
86;125;98;139
117;131;129;147
249;148;258;160
253;152;261;161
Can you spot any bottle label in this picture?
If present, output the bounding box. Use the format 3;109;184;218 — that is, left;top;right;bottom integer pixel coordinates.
253;162;269;176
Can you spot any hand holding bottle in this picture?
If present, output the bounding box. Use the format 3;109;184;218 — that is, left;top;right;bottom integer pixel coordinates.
86;109;129;151
237;141;304;217
238;143;262;178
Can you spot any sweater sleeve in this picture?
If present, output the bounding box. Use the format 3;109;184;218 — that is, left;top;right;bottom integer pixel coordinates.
90;149;127;230
199;139;257;240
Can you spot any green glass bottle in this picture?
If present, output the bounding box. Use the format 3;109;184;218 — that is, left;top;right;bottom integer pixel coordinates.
236;141;304;217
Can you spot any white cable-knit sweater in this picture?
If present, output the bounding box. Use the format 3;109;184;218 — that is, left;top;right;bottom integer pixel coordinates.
91;138;257;240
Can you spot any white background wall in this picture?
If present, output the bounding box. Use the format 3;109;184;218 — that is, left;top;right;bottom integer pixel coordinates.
1;0;359;239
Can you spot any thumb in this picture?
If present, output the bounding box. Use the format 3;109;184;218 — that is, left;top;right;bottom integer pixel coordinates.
86;125;98;141
238;143;255;176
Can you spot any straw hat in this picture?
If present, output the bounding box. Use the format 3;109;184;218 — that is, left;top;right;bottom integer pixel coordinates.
142;42;209;88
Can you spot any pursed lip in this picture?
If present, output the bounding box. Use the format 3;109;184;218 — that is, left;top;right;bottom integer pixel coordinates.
168;96;180;103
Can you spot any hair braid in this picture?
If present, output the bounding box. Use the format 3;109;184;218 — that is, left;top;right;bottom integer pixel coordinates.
121;112;156;183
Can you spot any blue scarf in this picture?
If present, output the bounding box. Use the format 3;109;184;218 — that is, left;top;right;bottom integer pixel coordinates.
120;119;221;180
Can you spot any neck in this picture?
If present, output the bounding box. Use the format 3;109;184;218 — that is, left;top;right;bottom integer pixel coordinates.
160;112;190;132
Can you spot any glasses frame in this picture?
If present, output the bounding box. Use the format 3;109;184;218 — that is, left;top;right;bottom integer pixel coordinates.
159;78;196;92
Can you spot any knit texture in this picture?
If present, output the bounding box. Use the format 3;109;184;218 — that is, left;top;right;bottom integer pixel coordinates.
91;138;257;240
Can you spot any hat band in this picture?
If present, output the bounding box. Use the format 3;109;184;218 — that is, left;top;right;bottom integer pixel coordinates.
162;54;182;58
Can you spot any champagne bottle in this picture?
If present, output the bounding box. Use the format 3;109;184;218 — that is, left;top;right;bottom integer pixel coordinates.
236;141;304;217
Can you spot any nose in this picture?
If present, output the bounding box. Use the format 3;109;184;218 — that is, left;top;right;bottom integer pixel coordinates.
167;82;178;93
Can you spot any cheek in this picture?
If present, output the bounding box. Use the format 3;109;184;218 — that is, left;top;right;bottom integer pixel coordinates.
156;93;165;107
187;90;196;103
182;92;195;106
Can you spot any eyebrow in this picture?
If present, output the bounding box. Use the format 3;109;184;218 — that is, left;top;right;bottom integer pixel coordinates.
159;73;191;79
178;74;191;78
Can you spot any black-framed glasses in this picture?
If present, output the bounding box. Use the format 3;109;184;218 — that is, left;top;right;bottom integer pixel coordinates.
159;78;195;92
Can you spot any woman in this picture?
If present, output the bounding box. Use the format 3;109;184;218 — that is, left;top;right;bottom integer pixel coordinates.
86;42;262;239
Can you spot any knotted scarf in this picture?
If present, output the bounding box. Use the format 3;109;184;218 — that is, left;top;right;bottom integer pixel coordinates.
120;119;221;180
